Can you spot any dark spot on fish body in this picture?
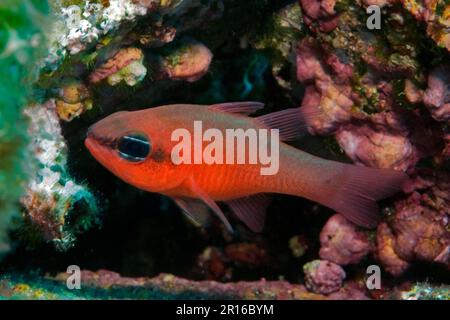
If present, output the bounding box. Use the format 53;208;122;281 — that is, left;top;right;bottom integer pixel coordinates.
151;148;167;163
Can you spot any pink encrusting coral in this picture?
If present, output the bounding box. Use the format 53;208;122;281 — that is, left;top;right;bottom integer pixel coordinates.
335;112;423;171
375;172;450;275
319;214;372;265
303;260;346;294
376;222;411;276
295;0;450;284
161;41;213;82
298;0;341;32
423;65;450;122
400;0;450;52
296;38;355;135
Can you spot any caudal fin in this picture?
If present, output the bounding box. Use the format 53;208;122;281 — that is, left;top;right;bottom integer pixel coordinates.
298;161;408;228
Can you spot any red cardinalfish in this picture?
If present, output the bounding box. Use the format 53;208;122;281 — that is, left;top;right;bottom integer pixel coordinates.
85;102;408;232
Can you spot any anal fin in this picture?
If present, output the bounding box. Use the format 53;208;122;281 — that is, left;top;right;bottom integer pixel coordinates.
226;194;272;232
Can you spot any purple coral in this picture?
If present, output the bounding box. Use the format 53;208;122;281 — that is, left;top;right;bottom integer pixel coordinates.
299;0;341;33
335;112;422;171
391;192;449;264
376;222;410;276
303;260;346;295
423;65;450;122
296;39;355;135
376;172;450;276
319;214;372;265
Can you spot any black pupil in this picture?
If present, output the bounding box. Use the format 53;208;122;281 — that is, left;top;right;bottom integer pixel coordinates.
117;134;151;162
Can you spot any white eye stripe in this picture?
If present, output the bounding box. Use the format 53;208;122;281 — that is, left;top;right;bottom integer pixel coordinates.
122;135;150;146
117;133;151;162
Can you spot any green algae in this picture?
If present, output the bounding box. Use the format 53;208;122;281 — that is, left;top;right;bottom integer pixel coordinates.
0;0;49;258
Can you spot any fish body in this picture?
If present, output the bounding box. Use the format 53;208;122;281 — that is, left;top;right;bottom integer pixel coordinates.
85;102;407;231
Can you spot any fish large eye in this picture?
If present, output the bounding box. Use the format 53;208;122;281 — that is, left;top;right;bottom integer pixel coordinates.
117;133;151;162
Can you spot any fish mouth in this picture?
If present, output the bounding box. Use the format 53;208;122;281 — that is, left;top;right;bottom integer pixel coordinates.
85;126;117;149
85;129;117;169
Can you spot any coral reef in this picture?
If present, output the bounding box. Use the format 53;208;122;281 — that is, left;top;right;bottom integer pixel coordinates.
0;0;449;300
400;0;450;52
0;270;372;300
319;214;372;265
22;101;99;250
303;260;346;295
422;64;450;122
0;0;49;258
375;171;450;275
399;282;450;300
89;47;147;86
55;80;92;121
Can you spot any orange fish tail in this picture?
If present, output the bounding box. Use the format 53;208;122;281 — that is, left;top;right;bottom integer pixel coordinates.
281;148;408;228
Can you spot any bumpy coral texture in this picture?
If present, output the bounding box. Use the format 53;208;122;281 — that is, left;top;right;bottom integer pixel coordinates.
303;260;346;294
376;173;450;275
319;214;372;265
423;65;450;122
0;0;48;258
335;112;422;171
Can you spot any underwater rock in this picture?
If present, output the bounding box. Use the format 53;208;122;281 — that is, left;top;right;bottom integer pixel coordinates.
289;235;310;258
132;0;159;9
399;282;450;300
319;214;372;265
1;0;449;298
161;41;213;82
423;65;450;122
400;0;450;52
224;242;270;268
390;183;450;266
361;0;397;6
376;171;450;275
46;0;149;63
404;79;423;105
303;260;346;294
196;247;232;281
296;38;355;135
137;25;177;47
55;80;92;121
89;47;147;86
299;0;341;33
0;0;48;258
376;222;410;276
443;130;450;159
196;242;271;281
5;271;446;300
335;112;422;170
22;101;99;250
52;270;328;300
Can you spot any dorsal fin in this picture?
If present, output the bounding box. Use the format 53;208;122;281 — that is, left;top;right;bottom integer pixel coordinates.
256;108;321;141
209;102;264;115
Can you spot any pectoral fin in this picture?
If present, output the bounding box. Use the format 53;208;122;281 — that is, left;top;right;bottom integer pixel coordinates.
173;197;212;228
185;176;234;233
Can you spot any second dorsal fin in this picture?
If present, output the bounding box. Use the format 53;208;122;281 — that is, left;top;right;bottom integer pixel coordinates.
209;102;265;115
256;108;313;141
